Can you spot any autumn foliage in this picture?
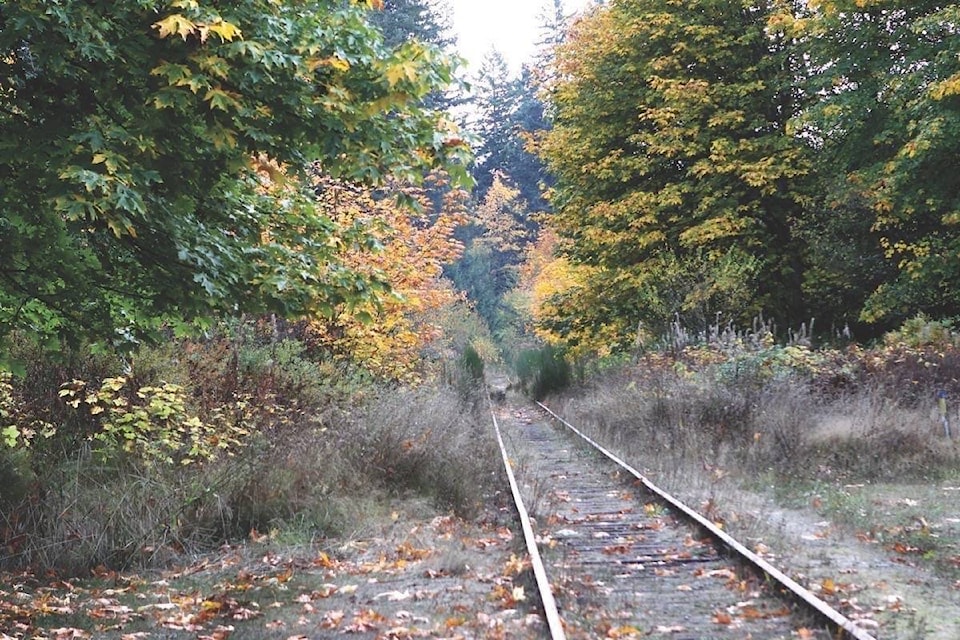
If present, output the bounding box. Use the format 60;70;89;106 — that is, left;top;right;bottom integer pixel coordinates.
306;174;469;380
523;0;960;355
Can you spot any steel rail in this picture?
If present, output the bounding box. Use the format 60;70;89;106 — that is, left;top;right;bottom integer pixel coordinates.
536;401;879;640
489;402;567;640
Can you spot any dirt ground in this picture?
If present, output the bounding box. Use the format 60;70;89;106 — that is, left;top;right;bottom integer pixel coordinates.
0;496;548;639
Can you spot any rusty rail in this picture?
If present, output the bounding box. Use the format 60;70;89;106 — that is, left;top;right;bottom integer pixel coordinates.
489;400;567;640
536;401;878;640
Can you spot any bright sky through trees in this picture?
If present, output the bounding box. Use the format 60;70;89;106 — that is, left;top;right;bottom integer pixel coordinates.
449;0;593;71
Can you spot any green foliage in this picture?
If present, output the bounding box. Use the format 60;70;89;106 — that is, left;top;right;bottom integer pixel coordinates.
883;314;958;350
0;0;471;354
459;344;485;383
617;248;762;337
368;0;459;113
369;0;455;51
774;2;960;325
0;447;35;509
527;0;960;353
58;376;251;466
795;189;895;337
469;55;550;211
0;371;56;449
445;343;485;404
712;344;829;390
0;320;502;572
448;174;537;347
514;345;570;400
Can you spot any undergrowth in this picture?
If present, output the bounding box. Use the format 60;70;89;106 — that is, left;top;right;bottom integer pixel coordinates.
546;315;960;485
0;322;500;575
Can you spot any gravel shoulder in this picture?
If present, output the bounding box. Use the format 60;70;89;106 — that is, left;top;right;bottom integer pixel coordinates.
648;469;960;639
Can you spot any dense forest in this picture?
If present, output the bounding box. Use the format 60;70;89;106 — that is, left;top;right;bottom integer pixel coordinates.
531;0;960;354
8;1;956;369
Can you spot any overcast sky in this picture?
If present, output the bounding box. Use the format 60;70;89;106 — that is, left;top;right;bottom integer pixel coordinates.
448;0;594;73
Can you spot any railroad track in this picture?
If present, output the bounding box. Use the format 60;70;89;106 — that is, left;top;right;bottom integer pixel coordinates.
490;400;879;640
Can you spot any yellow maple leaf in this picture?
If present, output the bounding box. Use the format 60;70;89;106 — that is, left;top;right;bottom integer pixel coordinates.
385;61;417;88
209;20;242;42
821;577;836;595
153;14;197;40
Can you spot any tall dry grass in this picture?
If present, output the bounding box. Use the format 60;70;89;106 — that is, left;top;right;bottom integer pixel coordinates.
546;335;959;490
0;329;501;574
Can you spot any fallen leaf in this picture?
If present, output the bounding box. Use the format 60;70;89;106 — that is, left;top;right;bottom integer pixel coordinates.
395;542;431;561
503;554;528;576
312;552;337;569
320;610;344;629
739;605;790;619
49;629;90;640
821;577;836;596
445;616;466;628
704;568;736;580
712;611;733;625
197;625;234;640
602;544;632;555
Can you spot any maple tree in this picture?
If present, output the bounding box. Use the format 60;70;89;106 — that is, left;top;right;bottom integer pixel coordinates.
0;0;470;361
511;228;596;351
307;174;468;381
538;0;812;350
771;2;960;326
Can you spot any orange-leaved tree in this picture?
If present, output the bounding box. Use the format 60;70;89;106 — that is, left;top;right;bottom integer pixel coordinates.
308;174;469;381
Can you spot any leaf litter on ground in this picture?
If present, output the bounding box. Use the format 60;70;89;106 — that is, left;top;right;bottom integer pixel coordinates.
0;501;547;639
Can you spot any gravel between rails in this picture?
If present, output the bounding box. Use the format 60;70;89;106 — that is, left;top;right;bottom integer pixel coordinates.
497;403;835;639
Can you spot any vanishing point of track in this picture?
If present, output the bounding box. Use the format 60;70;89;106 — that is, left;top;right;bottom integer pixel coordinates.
490;398;879;640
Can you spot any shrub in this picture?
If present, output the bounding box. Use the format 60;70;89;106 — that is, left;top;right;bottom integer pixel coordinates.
460;344;485;383
515;345;571;400
553;342;958;487
0;321;502;573
342;385;500;516
58;377;253;466
884;314;958;350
